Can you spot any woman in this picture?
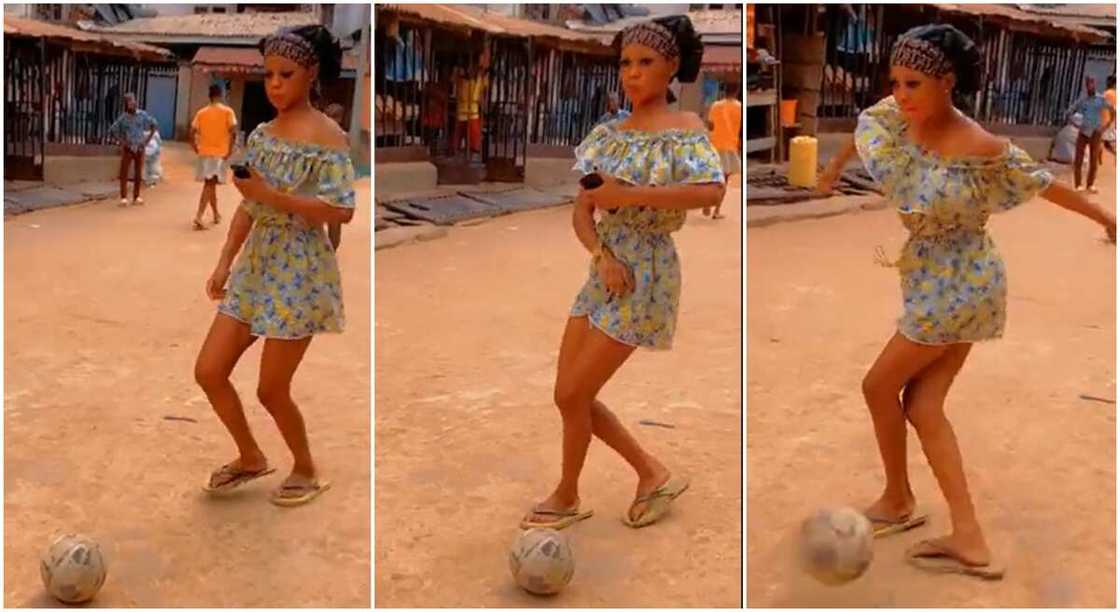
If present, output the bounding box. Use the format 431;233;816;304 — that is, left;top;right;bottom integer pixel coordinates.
521;16;726;530
818;25;1115;578
194;24;356;507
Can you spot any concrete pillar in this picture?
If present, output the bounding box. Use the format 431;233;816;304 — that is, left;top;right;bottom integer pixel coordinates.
782;33;827;136
228;78;245;122
174;64;192;140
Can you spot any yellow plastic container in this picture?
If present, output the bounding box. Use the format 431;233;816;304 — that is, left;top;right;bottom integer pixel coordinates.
788;136;818;189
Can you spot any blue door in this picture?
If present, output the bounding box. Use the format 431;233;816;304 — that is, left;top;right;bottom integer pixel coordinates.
144;72;177;140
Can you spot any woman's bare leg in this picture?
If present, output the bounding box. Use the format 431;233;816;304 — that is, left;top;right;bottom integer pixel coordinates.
194;313;265;479
526;317;672;521
257;337;316;484
862;332;950;519
524;318;634;517
904;343;991;565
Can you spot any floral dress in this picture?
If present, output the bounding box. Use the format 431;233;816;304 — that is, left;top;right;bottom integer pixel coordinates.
218;124;356;339
855;96;1054;344
570;122;725;350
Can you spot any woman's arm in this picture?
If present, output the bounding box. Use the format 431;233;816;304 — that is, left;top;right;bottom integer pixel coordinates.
217;207;254;267
572;193;602;254
1041;181;1117;239
257;190;354;225
617;182;726;210
328;222;342;250
586;179;724;211
817;135;858;193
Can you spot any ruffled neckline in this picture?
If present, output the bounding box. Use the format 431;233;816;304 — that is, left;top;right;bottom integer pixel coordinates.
254;124;350;157
600;121;710;141
904;132;1015;169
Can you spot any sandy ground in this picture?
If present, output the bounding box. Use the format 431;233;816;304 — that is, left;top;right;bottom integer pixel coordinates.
4;143;371;607
747;162;1116;607
375;187;743;607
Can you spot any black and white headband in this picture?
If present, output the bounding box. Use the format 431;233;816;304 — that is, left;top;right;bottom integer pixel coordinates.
619;21;680;61
261;32;318;68
890;36;954;78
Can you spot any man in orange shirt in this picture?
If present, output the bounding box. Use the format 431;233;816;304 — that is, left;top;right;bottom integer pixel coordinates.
190;84;238;230
705;81;742;219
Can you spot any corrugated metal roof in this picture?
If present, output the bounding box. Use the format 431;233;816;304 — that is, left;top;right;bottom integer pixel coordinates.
935;4;1111;42
193;45;359;73
81;11;317;38
193;46;264;73
1015;3;1115;19
702;44;741;68
477;10;612;47
3;15;172;60
378;4;612;52
378;4;504;34
565;9;742;37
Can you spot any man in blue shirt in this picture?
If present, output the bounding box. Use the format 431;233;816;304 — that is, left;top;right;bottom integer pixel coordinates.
595;92;630;127
109;93;158;206
1065;76;1115;193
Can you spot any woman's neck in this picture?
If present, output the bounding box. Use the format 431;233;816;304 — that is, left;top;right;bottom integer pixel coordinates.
630;96;670;118
915;101;960;132
274;98;315;122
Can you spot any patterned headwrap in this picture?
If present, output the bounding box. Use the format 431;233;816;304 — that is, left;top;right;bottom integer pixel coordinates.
619;21;680;61
890;36;954;78
261;31;318;68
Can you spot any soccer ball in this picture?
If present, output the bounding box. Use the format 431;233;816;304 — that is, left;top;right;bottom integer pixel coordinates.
40;534;107;604
509;528;574;595
798;507;873;586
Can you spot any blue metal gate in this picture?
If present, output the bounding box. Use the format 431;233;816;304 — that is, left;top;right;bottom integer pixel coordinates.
144;68;177;139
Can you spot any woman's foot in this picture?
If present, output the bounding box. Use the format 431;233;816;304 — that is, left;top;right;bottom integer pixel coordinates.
213;214;222;225
627;461;672;522
271;471;331;507
523;491;582;526
865;490;916;522
911;532;991;567
205;454;271;491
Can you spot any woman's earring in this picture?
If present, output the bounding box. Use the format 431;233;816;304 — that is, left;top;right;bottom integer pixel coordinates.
314;78;322;100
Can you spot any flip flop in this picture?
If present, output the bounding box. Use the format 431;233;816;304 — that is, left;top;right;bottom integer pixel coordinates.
192;219;207;231
623;475;691;528
270;479;332;507
906;539;1005;580
202;463;275;493
867;510;929;538
520;506;594;530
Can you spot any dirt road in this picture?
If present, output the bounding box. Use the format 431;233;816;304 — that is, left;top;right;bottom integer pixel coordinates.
375;187;743;607
747;163;1116;607
4;143;370;607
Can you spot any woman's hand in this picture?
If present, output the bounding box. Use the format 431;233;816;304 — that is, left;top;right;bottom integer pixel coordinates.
596;252;634;298
206;264;231;301
816;160;843;194
581;177;632;210
232;168;274;204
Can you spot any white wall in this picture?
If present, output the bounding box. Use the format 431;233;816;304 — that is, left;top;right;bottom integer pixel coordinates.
331;3;370;38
